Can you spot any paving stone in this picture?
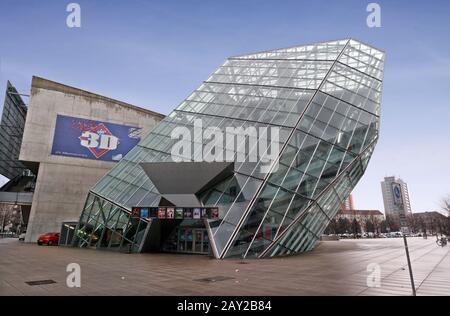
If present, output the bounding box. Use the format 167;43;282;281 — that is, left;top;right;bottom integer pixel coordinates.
0;237;449;296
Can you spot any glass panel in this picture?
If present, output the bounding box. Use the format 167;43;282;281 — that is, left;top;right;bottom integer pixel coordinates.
75;39;383;259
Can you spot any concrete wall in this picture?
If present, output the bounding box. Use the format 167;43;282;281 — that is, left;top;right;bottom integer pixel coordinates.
21;76;164;242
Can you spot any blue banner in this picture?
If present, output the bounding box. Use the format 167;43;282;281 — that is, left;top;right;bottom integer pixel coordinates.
51;114;141;162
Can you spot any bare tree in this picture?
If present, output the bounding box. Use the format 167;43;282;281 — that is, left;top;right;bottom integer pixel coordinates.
0;204;22;234
0;204;13;233
442;196;450;217
370;214;381;234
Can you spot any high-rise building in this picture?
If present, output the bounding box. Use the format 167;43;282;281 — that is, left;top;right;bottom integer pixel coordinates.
73;39;385;258
381;176;412;219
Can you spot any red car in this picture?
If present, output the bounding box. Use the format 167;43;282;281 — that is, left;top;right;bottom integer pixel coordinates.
37;232;60;246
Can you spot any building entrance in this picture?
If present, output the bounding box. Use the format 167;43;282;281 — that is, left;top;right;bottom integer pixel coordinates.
176;227;209;254
163;222;210;255
142;219;210;255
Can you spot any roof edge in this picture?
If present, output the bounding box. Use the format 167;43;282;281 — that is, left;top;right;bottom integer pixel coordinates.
230;38;385;59
230;38;351;59
31;76;165;119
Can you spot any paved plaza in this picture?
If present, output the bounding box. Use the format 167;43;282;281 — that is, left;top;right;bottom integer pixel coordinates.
0;237;449;296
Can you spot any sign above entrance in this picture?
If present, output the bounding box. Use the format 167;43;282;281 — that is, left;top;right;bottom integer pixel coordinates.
131;207;219;220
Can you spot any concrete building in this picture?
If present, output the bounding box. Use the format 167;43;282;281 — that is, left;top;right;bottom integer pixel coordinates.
381;176;412;219
18;76;164;242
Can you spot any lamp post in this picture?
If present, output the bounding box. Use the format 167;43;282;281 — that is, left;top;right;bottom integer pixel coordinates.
403;235;416;296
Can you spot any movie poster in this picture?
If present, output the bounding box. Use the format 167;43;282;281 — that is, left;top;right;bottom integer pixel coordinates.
131;207;140;218
149;207;159;218
167;208;175;219
140;208;149;219
158;208;166;219
211;208;219;219
184;208;193;219
175;208;184;219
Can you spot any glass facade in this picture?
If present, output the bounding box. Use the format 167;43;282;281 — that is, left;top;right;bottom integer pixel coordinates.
74;39;385;258
0;81;28;179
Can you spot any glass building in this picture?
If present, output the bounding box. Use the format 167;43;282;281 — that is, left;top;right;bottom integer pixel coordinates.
74;39;385;258
0;81;28;180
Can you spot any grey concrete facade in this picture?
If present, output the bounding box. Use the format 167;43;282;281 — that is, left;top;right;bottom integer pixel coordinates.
21;76;164;242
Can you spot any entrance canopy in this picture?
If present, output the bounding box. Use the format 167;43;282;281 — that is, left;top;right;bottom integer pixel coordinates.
140;161;234;206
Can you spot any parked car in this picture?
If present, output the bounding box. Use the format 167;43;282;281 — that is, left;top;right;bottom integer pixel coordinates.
19;231;27;241
0;232;15;238
389;231;403;238
37;232;60;246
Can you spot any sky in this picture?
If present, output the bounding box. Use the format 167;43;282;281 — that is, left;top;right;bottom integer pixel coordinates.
0;0;449;213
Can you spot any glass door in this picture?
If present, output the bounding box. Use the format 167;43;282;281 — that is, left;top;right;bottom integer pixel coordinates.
174;227;209;254
193;229;203;253
203;230;209;253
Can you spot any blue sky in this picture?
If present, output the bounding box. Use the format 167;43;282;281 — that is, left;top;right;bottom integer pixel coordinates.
1;0;449;213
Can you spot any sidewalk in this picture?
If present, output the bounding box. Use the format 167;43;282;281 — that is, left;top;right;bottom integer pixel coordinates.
0;237;449;296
